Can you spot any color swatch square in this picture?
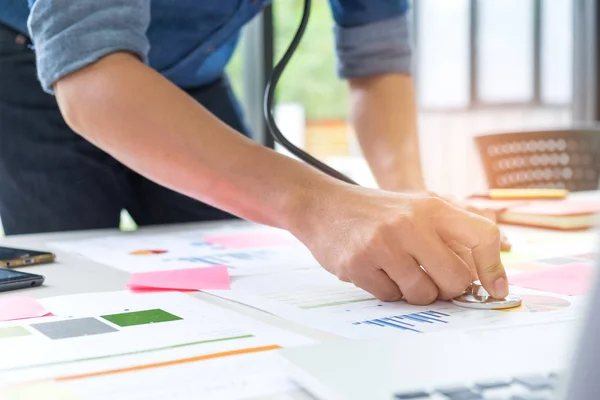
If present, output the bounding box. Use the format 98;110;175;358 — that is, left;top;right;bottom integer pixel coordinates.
31;318;117;340
536;257;581;265
100;309;182;327
0;326;31;339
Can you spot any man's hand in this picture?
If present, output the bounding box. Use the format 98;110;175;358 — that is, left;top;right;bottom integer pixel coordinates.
290;186;508;305
463;204;512;252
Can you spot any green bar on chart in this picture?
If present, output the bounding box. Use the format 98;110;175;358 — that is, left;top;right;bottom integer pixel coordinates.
0;326;31;339
101;309;182;327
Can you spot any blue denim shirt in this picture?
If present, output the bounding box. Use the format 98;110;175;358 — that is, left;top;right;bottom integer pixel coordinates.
0;0;411;94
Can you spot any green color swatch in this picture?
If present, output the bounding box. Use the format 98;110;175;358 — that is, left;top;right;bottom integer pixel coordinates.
101;309;182;327
0;326;31;339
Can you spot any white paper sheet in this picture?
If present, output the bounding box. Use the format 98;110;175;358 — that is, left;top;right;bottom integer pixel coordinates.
49;223;319;276
0;291;313;388
205;268;587;339
61;351;309;400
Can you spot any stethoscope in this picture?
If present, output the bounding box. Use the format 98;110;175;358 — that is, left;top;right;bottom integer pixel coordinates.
262;0;522;311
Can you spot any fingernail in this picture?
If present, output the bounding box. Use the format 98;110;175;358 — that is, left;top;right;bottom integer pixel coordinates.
493;277;509;298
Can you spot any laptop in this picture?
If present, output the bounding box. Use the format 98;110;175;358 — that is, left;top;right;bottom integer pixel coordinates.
279;273;600;400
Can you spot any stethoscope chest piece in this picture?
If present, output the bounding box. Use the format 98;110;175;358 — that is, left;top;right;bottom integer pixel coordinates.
452;282;522;310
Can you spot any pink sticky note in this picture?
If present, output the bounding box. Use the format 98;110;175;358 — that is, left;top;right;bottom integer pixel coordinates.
127;266;230;291
0;296;51;322
127;286;196;293
204;231;297;248
509;263;595;296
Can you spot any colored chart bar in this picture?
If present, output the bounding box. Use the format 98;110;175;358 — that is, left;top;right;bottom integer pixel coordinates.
101;309;182;327
354;310;451;333
0;326;31;339
31;318;117;340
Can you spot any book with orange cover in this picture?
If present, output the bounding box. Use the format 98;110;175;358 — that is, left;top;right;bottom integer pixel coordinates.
465;198;600;230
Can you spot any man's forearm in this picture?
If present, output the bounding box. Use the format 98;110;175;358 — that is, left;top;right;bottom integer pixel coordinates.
349;74;425;192
54;53;337;230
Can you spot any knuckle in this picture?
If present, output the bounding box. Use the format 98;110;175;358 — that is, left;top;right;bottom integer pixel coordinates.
344;253;366;277
407;286;438;306
481;261;504;276
448;240;464;252
403;273;439;305
352;278;402;302
333;268;351;282
390;214;415;234
375;289;403;302
480;222;501;245
422;196;446;211
366;226;386;247
442;269;472;300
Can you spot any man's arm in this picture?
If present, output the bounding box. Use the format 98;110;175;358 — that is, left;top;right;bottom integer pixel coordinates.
334;4;512;250
330;3;420;191
54;53;333;230
349;73;425;191
29;0;508;302
55;52;507;302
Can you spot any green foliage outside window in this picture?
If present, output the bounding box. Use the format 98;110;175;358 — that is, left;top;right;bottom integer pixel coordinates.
227;0;349;120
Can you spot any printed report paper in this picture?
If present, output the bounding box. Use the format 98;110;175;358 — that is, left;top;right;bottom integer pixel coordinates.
0;291;314;399
49;222;319;276
205;268;587;339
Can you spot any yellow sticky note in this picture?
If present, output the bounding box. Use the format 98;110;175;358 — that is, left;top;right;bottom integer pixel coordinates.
0;381;80;400
501;251;543;265
489;188;568;200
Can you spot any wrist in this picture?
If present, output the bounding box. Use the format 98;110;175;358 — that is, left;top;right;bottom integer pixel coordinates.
278;172;347;238
376;170;426;193
367;152;426;193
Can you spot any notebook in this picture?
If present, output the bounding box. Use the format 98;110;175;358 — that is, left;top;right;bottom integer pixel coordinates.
466;198;600;230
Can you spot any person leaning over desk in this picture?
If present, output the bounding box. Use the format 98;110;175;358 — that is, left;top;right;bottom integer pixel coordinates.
0;0;508;304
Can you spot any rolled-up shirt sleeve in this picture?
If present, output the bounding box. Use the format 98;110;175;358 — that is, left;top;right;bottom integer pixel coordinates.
330;1;412;79
27;0;151;94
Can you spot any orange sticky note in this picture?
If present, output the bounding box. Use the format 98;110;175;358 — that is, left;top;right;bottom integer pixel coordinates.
0;296;51;322
204;231;297;248
127;266;230;291
509;263;595;296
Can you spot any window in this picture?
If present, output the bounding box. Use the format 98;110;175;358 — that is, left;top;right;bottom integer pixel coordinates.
477;0;535;103
417;0;470;109
266;1;575;196
541;0;573;104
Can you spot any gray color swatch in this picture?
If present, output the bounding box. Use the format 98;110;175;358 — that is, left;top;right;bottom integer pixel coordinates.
31;317;117;340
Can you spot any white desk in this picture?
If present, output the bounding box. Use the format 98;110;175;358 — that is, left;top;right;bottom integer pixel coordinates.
1;193;598;398
3;189;598;298
2;189;599;339
0;221;340;343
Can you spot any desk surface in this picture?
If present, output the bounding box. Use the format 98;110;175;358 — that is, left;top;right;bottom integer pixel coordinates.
1;192;598;398
0;192;600;399
3;190;600;340
0;221;342;343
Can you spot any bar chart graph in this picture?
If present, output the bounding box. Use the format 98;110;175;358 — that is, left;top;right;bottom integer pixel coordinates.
352;310;451;333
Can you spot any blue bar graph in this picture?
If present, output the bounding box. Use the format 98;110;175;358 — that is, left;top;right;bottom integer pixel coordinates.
168;250;272;266
353;310;451;333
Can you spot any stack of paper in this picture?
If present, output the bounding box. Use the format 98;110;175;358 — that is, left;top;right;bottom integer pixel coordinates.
0;291;314;399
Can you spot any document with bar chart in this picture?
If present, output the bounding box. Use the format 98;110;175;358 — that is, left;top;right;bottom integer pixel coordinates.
48;222;319;276
0;291;313;399
206;268;586;339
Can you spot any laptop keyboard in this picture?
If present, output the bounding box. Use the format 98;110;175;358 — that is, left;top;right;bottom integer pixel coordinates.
394;373;559;400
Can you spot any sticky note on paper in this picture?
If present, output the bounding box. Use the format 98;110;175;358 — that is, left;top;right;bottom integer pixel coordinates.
0;381;81;400
0;296;51;322
204;231;297;248
501;251;543;265
127;266;230;291
509;263;595;296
